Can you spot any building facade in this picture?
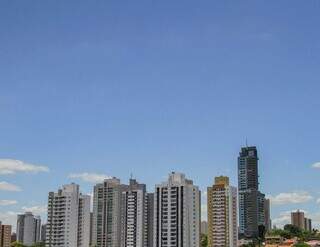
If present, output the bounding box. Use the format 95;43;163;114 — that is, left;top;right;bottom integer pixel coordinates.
41;224;47;243
147;193;154;247
92;178;129;247
46;183;90;247
16;212;41;246
291;210;305;230
120;179;153;247
0;223;12;247
304;218;312;232
264;199;272;232
238;146;265;238
78;194;91;247
207;176;237;247
154;172;201;247
201;222;208;235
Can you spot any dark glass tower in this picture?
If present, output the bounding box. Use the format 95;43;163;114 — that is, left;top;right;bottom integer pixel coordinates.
238;146;265;238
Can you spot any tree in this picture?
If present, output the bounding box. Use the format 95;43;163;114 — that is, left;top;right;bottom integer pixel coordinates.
11;242;26;247
294;243;310;247
11;241;45;247
200;234;208;247
255;224;266;247
241;243;255;247
284;224;302;236
31;243;45;247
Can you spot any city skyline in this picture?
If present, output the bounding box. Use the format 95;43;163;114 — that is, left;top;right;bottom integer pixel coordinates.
1;0;320;236
0;149;318;230
0;145;320;232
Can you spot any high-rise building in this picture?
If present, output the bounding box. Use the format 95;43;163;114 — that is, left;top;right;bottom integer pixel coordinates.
154;172;201;247
207;176;237;247
147;193;154;247
264;199;272;232
16;212;41;246
0;223;12;247
92;178;129;247
304;218;312;232
89;212;93;247
201;221;208;235
238;146;265;238
120;179;153;247
41;224;47;243
78;194;91;247
257;192;265;227
46;183;90;247
92;177;153;247
291;210;305;230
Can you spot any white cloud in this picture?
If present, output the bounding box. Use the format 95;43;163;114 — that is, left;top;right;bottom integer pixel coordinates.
311;162;320;169
0;204;47;232
0;159;49;175
308;212;320;229
269;191;313;205
0;200;17;206
0;211;19;230
21;205;47;215
317;198;320;204
0;181;21;191
273;211;291;228
68;172;112;183
273;210;308;228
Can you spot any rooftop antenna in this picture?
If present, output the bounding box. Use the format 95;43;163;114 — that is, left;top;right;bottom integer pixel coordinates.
130;172;133;180
246;138;248;147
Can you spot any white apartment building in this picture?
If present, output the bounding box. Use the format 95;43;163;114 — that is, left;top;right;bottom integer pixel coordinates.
154;172;201;247
46;183;90;247
78;194;91;247
16;212;41;246
120;179;152;247
207;176;237;247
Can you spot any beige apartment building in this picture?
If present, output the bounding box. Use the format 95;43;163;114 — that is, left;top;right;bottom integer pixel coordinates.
0;223;12;247
207;176;237;247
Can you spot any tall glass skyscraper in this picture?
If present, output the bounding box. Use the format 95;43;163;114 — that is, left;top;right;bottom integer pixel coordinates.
238;146;265;238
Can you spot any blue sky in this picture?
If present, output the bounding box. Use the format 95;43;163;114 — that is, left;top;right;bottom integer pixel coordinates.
1;0;320;230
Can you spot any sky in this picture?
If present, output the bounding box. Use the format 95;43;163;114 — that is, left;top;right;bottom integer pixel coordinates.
1;0;320;231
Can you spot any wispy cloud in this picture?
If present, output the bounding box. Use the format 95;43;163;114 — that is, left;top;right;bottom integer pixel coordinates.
308;212;320;229
0;204;47;231
0;159;49;175
68;172;112;183
0;181;21;191
273;211;291;227
273;210;309;228
269;191;313;205
0;211;19;230
0;200;17;206
21;205;47;215
311;162;320;169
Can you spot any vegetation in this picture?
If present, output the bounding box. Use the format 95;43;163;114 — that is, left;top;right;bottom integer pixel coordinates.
240;243;255;247
11;242;45;247
294;243;311;247
268;224;320;241
265;224;320;247
200;234;208;247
